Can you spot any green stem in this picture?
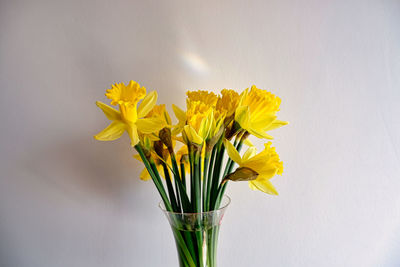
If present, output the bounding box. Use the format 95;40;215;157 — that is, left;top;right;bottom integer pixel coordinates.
180;162;186;189
171;228;197;267
188;146;195;212
134;145;172;211
170;153;192;212
223;132;242;178
202;154;210;212
215;137;245;210
193;150;201;213
205;145;217;211
161;162;179;212
209;139;225;210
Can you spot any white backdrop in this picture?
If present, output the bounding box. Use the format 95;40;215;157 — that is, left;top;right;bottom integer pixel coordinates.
1;0;400;266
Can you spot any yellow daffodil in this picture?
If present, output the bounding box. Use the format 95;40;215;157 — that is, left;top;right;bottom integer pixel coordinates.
215;89;240;118
146;104;172;125
224;139;283;195
235;85;288;139
94;81;167;146
142;104;172;141
172;90;218;145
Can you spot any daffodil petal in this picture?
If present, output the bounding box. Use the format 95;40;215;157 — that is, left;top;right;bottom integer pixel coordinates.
235;105;250;129
223;139;242;165
199;110;213;139
265;120;289;131
248;128;274;139
137;91;158;118
94;121;126;141
243;138;254;147
238;88;249;107
172;135;185;144
140;168;151;181
164;109;172;125
127;124;139;146
251;114;276;130
136;117;166;134
96;101;121;121
242;146;257;161
183;125;203;144
172;104;187;122
172;125;184;136
249;179;278;195
212;119;224;137
245;163;277;178
133;154;142;161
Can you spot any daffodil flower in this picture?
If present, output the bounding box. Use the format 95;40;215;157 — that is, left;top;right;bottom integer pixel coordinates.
224;139;283;195
235;85;288;139
94;81;167;146
215;89;240;118
142;104;173;141
172;90;218;145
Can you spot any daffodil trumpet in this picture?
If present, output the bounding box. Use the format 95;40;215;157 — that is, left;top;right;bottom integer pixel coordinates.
94;81;288;267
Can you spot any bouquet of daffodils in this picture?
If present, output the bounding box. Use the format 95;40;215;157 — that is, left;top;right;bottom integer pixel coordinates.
94;81;288;213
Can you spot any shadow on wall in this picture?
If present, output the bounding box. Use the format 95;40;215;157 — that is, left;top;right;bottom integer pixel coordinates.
20;136;146;209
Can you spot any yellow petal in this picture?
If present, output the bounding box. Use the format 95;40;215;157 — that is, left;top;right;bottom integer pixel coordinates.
265;120;289;131
127;124;139;146
223;139;242;165
140;168;151;181
133;154;142;162
137;91;158;118
249;179;278;195
251;114;276;130
94;121;126;141
183;125;203;144
120;104;138;123
172;126;183;136
235;105;250;129
243;138;254;147
173;135;185;144
198;110;213;139
106;81;146;106
238;88;249;107
242;146;257;161
245;164;277;178
96;101;121;121
212;119;224;137
172;104;187;122
248;128;274;139
136;117;166;134
164;109;172;125
146;133;161;141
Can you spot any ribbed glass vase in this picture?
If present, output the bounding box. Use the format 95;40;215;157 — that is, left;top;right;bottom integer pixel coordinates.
159;195;231;267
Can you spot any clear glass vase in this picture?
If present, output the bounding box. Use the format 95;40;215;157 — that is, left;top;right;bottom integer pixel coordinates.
159;195;231;267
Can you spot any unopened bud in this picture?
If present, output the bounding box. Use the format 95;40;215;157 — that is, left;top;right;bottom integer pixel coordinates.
159;128;173;153
153;141;165;159
222;167;258;185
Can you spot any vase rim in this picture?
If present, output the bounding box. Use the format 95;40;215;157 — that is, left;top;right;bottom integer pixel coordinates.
158;195;231;215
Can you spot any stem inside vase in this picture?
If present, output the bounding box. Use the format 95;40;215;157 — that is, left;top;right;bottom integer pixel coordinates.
160;195;231;267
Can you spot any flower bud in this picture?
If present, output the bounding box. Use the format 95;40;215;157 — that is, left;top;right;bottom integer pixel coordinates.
222;167;258;185
159;127;173;153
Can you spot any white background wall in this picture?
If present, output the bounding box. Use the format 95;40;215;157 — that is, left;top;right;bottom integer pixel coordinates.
1;0;400;266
